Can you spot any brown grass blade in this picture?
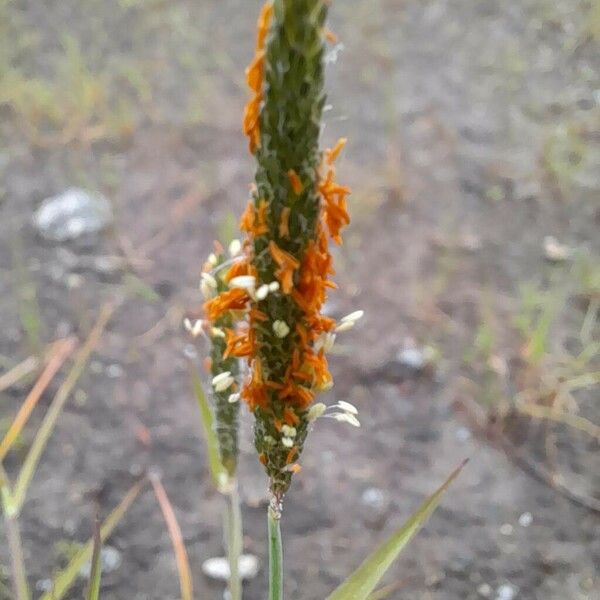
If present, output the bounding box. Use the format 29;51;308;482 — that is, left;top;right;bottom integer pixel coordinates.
0;356;39;394
149;472;194;600
0;337;77;462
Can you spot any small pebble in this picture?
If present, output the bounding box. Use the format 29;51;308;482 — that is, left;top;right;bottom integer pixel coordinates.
183;344;198;359
106;363;124;378
477;583;492;597
202;555;260;581
500;523;513;536
456;427;472;442
518;512;532;527
361;487;387;511
80;546;122;578
496;583;517;600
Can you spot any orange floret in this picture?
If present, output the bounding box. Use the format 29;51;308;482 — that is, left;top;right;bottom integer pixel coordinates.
278;206;290;237
285;447;298;464
324;28;338;44
287;169;304;195
224;328;255;359
204;288;250;321
283;406;300;426
240;199;269;236
242;2;274;153
269;241;300;294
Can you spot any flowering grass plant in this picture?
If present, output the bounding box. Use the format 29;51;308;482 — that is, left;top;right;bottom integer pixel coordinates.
191;1;466;598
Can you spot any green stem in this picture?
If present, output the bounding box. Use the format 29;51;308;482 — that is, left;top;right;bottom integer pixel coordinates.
224;482;243;600
268;505;283;600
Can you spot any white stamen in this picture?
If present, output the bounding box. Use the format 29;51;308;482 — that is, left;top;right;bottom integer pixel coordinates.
228;392;240;404
307;403;327;421
335;320;355;333
281;437;294;448
256;284;270;300
200;272;218;298
201;272;218;288
268;281;280;293
341;310;364;323
183;318;204;338
212;371;234;392
331;412;361;427
315;331;336;353
229;275;256;291
228;239;242;257
273;320;290;338
281;425;297;437
207;253;218;267
211;327;226;338
337;400;358;415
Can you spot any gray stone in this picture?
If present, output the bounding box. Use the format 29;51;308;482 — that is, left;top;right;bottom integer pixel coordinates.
33;188;113;241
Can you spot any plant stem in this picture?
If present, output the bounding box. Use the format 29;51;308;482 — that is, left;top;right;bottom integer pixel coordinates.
224;482;243;600
267;505;283;600
4;506;30;600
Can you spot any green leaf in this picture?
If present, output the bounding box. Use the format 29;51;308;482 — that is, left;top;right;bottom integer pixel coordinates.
41;479;144;600
327;460;468;600
85;518;102;600
190;367;227;490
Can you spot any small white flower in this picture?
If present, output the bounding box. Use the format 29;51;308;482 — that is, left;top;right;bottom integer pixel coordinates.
273;320;290;338
263;435;276;445
207;253;218;267
337;400;358;415
281;425;297;437
281;437;294;448
212;371;234;393
268;281;280;293
335;320;355;333
307;403;327;421
211;327;226;338
229;275;256;291
332;412;361;427
228;392;240;404
341;310;364;323
256;284;270;300
228;239;242;257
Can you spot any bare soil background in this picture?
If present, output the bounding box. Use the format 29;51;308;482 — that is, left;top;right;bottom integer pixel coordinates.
0;0;599;598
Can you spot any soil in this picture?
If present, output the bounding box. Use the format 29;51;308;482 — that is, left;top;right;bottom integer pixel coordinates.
0;0;599;599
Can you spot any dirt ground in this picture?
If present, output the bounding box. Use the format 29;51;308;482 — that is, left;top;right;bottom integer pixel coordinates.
1;0;599;598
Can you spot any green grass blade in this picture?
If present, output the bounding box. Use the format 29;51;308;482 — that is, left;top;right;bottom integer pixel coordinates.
40;478;144;600
327;460;468;600
85;518;102;600
190;367;227;490
268;507;283;600
12;305;113;513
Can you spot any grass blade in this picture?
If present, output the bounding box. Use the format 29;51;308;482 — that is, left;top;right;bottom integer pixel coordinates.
150;472;194;600
12;304;113;513
40;478;144;600
85;518;102;600
327;460;468;600
0;337;77;462
0;355;39;394
190;366;227;490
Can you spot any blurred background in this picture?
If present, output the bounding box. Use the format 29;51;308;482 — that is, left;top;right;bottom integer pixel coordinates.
0;0;599;598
